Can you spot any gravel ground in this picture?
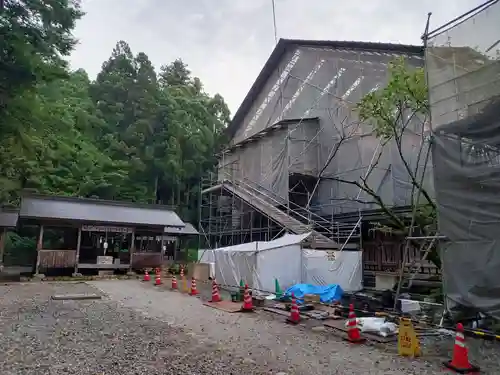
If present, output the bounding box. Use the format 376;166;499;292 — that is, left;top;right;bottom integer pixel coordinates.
0;282;283;374
1;281;497;375
90;280;456;374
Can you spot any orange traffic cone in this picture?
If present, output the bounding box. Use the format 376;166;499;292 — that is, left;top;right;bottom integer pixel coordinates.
241;284;254;312
180;267;184;278
154;273;162;286
189;277;199;296
171;275;178;290
345;304;365;344
210;279;221;302
444;323;480;373
143;270;150;282
286;293;300;324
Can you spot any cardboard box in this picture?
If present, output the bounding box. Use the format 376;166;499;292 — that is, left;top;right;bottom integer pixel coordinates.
191;262;211;281
304;294;320;303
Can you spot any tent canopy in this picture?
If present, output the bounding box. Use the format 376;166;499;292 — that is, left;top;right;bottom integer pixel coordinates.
211;233;310;292
214;232;312;253
200;232;362;293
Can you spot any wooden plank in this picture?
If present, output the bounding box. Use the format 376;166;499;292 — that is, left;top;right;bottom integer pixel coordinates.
265;304;338;320
263;307;309;319
35;225;44;274
303;306;342;320
74;227;82;274
204;300;242;313
129;230;135;271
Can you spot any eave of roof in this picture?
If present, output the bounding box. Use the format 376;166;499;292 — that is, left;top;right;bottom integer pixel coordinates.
220;117;319;155
226;38;424;140
20;192;177;211
0;207;19;228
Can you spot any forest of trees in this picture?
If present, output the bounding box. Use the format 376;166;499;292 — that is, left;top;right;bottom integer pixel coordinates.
0;0;229;225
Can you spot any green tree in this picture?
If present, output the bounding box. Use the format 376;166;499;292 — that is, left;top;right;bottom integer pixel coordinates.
334;57;438;268
90;41;230;218
0;2;230;224
0;0;83;129
156;58;229;221
0;1;231;264
0;0;85;203
159;59;192;87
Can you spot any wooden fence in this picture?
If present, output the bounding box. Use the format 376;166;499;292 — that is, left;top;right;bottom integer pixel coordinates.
362;232;440;287
131;252;162;269
39;250;77;268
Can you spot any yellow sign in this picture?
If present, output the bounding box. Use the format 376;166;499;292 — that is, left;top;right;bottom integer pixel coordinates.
397;318;421;357
181;276;189;293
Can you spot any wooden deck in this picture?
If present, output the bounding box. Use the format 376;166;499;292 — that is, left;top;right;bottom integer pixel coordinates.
0;266;33;275
77;263;130;269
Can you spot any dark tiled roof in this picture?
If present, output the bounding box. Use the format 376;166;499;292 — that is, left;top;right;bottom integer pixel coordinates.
227;38;424;140
0;208;19;228
19;194;185;228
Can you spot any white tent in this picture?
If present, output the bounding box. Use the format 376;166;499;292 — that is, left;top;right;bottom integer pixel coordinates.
199;233;363;294
201;233;307;293
301;249;362;292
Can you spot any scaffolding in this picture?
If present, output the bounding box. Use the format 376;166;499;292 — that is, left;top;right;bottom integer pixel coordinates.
424;0;500;320
199;39;430;264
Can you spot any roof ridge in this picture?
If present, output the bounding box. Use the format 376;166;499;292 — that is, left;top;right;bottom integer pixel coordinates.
21;191;177;212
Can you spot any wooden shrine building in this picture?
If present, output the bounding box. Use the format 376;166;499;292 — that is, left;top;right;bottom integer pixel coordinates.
16;192;195;275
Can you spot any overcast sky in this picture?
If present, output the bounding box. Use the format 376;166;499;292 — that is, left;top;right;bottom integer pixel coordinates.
70;0;483;114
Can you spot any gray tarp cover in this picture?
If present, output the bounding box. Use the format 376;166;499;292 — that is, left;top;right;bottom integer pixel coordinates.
432;98;500;319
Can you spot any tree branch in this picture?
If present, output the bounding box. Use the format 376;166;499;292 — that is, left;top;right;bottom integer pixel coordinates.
329;176;406;229
392;106;436;208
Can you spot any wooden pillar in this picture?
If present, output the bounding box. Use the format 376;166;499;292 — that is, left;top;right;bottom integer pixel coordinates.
35;224;44;275
129;230;135;271
0;227;6;269
160;235;165;264
74;227;82;275
174;237;178;262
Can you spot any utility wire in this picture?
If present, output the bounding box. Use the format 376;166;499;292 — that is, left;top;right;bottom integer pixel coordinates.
425;0;498;39
271;0;278;45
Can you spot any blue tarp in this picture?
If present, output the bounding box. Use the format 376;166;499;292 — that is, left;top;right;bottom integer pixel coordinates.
284;284;344;304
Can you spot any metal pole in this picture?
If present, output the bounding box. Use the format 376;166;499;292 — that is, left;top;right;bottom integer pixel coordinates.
197;172;202;251
406;235;447;240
